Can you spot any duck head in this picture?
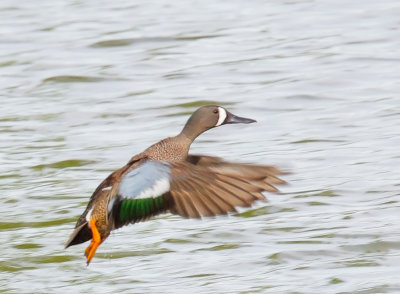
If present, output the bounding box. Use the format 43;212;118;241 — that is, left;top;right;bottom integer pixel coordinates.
180;105;256;140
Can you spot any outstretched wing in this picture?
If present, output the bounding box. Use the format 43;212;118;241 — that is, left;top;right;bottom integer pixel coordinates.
110;159;285;229
186;154;287;188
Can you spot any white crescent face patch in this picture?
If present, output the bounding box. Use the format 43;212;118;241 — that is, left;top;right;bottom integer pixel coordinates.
215;107;227;126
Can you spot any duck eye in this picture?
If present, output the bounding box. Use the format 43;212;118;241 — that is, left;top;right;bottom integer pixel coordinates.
213;109;218;114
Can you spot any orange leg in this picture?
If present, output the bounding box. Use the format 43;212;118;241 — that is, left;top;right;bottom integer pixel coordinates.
84;219;101;265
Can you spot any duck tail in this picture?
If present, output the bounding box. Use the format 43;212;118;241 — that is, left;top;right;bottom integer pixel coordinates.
65;222;92;248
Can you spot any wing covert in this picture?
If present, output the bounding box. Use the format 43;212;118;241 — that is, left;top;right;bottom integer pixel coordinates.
118;160;171;199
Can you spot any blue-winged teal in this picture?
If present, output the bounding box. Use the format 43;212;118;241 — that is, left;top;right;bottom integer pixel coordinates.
65;105;286;264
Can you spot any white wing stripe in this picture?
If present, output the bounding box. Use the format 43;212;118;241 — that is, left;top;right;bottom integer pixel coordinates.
136;178;170;199
117;160;171;200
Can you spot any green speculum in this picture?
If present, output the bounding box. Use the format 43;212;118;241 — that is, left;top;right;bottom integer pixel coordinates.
119;196;164;222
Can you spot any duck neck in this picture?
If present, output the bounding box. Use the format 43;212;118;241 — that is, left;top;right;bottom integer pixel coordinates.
179;120;208;142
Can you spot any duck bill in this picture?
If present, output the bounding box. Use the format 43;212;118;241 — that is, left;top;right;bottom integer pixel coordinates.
224;111;256;124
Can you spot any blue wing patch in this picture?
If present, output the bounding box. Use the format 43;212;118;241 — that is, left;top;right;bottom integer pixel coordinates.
118;160;171;200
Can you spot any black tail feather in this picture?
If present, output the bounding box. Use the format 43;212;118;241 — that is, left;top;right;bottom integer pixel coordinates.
65;222;92;248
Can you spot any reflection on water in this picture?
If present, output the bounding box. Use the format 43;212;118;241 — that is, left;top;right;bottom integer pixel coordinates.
1;0;400;293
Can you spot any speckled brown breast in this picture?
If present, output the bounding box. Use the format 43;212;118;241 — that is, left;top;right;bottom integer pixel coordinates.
143;136;191;162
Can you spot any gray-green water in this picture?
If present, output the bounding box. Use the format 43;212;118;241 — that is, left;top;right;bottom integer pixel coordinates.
1;0;399;293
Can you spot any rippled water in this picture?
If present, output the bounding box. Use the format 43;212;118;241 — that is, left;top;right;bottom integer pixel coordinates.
1;0;400;293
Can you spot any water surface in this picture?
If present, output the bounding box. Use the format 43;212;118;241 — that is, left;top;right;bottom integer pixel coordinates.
1;0;400;293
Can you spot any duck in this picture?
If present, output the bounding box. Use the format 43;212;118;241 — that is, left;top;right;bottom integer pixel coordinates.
65;105;286;264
